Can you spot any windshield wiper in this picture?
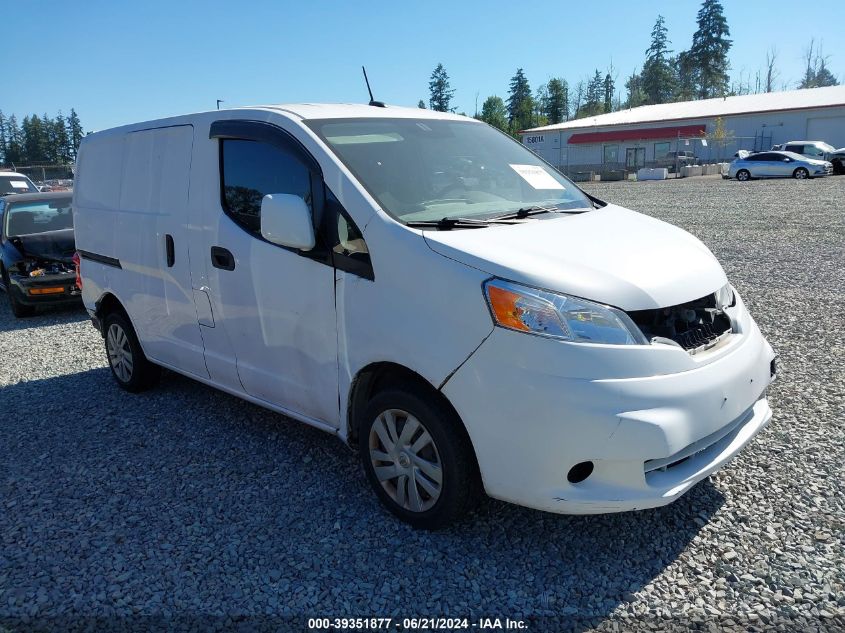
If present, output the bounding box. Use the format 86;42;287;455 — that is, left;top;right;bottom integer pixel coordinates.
405;217;491;230
489;205;591;221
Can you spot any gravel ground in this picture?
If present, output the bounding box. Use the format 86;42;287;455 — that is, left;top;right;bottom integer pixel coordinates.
1;176;843;632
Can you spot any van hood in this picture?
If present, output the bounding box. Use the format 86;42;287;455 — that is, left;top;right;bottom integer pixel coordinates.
422;204;726;311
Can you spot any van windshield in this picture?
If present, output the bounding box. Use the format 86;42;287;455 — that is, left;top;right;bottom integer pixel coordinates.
306;118;592;223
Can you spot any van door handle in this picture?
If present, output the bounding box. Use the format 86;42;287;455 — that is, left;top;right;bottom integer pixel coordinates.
210;246;235;271
165;234;175;267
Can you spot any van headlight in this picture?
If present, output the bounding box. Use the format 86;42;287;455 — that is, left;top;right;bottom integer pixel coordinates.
483;279;648;345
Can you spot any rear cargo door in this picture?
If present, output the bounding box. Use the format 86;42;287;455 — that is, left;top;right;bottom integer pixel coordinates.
117;125;208;378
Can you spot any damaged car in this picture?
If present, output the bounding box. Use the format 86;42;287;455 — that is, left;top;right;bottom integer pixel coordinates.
74;105;777;528
0;191;80;317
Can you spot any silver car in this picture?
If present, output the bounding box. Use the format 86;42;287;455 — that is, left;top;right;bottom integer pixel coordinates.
729;151;833;181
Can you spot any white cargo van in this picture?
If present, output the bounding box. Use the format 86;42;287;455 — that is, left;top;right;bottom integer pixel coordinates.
73;104;776;528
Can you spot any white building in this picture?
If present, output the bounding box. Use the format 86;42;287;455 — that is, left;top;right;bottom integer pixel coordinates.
521;85;845;175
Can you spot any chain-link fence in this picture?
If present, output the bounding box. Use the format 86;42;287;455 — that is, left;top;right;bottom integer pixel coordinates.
0;163;75;187
548;135;772;181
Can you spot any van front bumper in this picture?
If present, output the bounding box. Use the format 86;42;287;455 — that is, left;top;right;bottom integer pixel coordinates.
442;313;775;514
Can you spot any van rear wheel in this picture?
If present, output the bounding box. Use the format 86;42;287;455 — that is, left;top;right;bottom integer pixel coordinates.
103;311;160;392
358;385;479;529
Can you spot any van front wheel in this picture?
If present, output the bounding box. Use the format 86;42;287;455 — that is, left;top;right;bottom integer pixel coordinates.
103;311;160;392
359;386;478;529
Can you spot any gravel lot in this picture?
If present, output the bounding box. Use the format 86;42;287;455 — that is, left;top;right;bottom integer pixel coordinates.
1;176;843;632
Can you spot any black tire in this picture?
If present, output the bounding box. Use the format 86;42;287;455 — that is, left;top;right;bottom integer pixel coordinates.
103;310;160;392
736;169;751;182
793;167;809;180
358;384;479;529
2;269;36;318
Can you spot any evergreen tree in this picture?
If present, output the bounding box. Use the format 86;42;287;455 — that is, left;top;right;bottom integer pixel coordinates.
546;78;569;124
5;115;22;164
53;112;71;163
506;68;533;132
603;72;615;113
428;64;455;112
67;108;84;159
641;15;676;104
533;83;549;128
688;0;732;98
799;40;840;88
624;71;647;108
479;96;508;131
577;70;605;117
812;59;839;87
417;99;426;109
24;115;51;163
0;111;7;164
674;51;698;101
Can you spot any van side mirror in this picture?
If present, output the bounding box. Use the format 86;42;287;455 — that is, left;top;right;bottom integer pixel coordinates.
260;194;315;251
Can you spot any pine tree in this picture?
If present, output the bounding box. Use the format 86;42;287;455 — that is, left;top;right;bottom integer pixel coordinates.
674;51;698;101
546;78;569;124
603;72;615;113
428;64;455;112
53;112;71;163
641;15;676;104
799;40;840;88
688;0;732;98
417;100;426;109
479;96;508;131
0;111;7;164
6;115;22;164
577;70;605;117
66;109;84;160
24;115;51;163
506;69;533;132
533;83;549;128
624;71;647;108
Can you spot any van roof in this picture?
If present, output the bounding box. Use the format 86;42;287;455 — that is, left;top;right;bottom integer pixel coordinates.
258;103;470;121
83;103;475;139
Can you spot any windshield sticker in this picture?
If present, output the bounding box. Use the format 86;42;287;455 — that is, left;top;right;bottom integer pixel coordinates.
509;164;564;190
10;180;30;189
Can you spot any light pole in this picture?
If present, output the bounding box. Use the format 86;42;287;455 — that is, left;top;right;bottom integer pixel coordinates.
216;100;224;110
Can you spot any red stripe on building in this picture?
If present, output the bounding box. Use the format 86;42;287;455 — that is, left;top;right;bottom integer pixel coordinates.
567;124;707;144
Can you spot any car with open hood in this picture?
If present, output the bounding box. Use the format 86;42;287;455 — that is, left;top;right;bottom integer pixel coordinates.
73;104;776;528
0;191;80;317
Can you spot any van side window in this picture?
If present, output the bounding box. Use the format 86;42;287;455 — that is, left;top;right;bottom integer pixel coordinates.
220;139;312;235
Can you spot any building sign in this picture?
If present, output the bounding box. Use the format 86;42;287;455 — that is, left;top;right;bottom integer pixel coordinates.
523;134;545;145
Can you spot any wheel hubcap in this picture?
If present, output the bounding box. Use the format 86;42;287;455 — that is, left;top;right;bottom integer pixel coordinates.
368;409;443;513
106;323;133;382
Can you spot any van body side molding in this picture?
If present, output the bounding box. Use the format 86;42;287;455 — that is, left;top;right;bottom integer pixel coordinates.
78;250;122;269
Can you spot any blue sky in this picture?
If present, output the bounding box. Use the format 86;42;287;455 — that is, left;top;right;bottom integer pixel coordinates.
5;0;843;131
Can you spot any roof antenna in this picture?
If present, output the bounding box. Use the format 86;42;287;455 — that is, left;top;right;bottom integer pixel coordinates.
362;66;386;107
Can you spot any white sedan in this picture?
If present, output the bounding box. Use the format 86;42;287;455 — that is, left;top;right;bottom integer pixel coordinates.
729;150;832;181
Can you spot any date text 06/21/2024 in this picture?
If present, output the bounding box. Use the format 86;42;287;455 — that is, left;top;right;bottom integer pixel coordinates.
307;617;528;630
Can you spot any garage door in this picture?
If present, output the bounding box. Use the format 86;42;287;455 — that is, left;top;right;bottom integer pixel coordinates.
806;116;845;148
